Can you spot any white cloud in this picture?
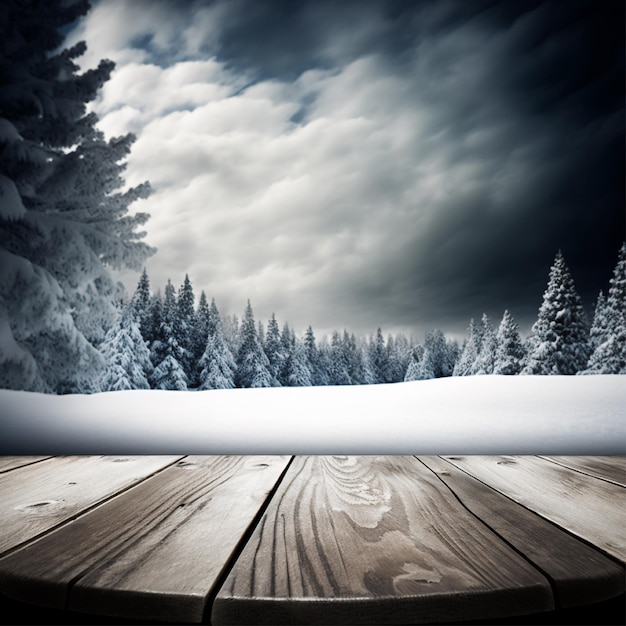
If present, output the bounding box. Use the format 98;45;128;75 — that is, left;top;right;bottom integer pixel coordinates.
71;0;580;338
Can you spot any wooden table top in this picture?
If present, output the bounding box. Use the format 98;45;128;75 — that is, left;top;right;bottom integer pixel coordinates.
0;455;623;625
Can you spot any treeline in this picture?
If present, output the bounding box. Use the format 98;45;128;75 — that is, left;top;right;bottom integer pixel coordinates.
98;244;626;391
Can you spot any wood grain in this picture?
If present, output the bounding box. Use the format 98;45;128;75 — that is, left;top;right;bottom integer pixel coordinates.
0;455;290;623
539;456;626;487
442;456;626;563
0;457;52;473
0;455;181;556
417;456;625;607
212;455;553;625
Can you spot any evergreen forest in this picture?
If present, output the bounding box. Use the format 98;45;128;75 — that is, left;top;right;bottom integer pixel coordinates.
97;244;626;393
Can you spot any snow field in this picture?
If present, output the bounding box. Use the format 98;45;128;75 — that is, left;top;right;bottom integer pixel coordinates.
1;375;624;455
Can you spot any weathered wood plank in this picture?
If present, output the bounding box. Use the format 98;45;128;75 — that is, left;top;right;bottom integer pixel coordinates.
0;457;52;473
212;455;553;625
539;456;626;487
417;456;625;607
442;456;626;563
0;455;182;556
0;455;291;623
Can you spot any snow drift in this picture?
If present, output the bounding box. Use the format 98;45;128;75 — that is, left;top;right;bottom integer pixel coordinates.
0;376;624;455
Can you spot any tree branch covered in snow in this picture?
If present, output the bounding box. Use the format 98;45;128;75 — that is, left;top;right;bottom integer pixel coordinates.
0;0;155;393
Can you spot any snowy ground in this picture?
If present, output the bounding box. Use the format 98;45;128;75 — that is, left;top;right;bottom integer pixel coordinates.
0;376;624;455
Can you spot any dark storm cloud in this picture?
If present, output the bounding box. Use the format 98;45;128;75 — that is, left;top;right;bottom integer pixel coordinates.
77;0;623;338
310;0;624;334
223;0;621;321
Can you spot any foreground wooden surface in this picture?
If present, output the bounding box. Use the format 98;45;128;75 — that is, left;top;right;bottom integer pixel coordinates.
0;456;623;625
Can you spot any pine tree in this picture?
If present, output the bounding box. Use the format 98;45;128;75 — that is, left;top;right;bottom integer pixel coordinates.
328;330;351;385
303;325;319;383
404;353;421;382
146;291;163;353
422;329;455;378
264;313;284;386
471;314;497;375
235;301;272;388
150;355;188;391
343;331;367;385
99;306;152;391
277;321;295;385
149;280;187;389
284;339;313;387
176;274;196;382
386;334;405;383
493;310;525;375
523;251;590;375
369;328;390;384
588;292;609;352
404;345;431;381
0;1;154;392
197;299;236;390
453;319;481;376
192;290;210;372
392;334;414;382
129;268;152;343
584;243;626;374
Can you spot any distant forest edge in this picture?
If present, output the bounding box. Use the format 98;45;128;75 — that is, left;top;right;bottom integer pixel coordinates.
97;244;625;393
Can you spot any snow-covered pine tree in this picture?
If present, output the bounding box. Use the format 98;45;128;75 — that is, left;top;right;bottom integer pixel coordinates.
129;268;152;343
392;334;414;381
99;305;152;391
583;243;626;374
192;290;210;371
404;345;431;381
197;299;236;390
344;332;368;385
0;0;154;392
386;334;405;383
315;336;333;386
235;301;272;388
264;313;284;386
357;335;375;384
38;130;152;348
150;354;188;391
422;329;455;378
284;339;313;387
403;353;420;382
369;328;390;384
176;274;196;383
149;280;188;390
493;310;525;375
588;292;609;353
471;314;497;375
303;325;318;384
453;319;482;376
277;321;295;385
523;251;590;375
417;349;437;380
328;330;351;385
145;291;163;352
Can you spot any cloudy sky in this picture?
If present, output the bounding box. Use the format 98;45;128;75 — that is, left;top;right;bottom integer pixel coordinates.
67;0;624;340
